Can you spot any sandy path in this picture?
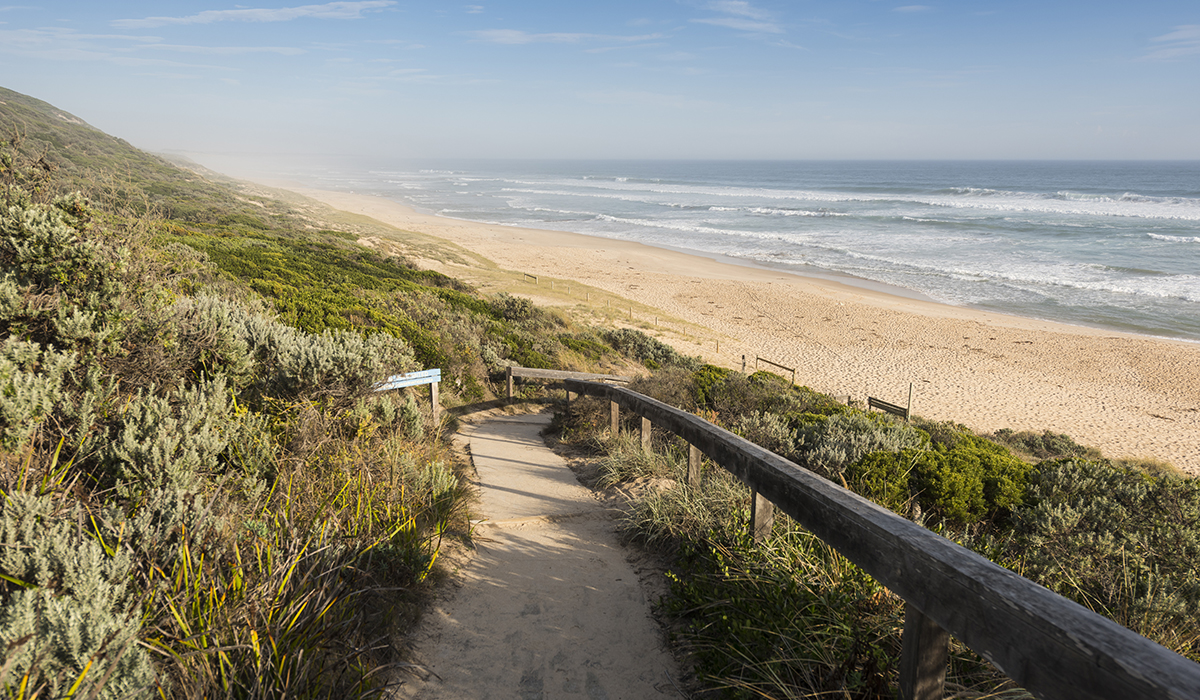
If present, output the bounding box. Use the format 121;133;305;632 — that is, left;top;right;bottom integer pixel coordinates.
263;184;1200;474
390;414;682;699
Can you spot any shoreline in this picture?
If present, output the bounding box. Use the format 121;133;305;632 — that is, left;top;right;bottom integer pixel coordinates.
262;180;1200;474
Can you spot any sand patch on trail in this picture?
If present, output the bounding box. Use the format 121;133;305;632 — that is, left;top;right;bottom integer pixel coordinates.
388;413;685;699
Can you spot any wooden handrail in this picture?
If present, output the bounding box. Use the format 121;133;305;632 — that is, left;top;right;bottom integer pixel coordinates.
564;378;1200;700
505;366;632;401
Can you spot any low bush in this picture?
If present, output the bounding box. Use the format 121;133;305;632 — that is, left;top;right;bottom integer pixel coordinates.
601;328;699;371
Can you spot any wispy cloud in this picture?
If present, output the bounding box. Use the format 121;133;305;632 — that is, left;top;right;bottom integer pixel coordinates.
705;1;772;20
692;17;782;33
692;1;782;34
894;5;933;12
0;27;156;59
464;5;484;13
467;29;664;45
113;1;395;29
140;44;306;56
1142;24;1200;61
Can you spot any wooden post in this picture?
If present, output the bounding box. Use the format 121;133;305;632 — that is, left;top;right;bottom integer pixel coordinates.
641;416;652;451
716;339;720;354
751;490;774;542
565;390;572;411
506;366;514;401
899;603;950;700
610;400;620;435
688;444;701;487
907;382;914;422
430;380;440;424
741;355;746;373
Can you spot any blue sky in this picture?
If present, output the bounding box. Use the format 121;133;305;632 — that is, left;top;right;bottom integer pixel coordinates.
2;1;1198;162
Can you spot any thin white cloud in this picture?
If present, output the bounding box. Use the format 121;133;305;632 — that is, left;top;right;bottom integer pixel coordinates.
692;1;782;34
467;29;664;45
893;5;933;12
705;1;771;20
113;1;395;29
1142;24;1200;61
691;17;783;34
465;5;484;13
140;44;306;56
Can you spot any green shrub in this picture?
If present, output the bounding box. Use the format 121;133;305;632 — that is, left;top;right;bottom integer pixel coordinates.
991;428;1102;461
732;410;798;457
1010;459;1200;659
602;328;699;371
848;431;1031;524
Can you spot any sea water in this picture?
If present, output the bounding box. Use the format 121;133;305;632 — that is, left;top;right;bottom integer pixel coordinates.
266;159;1200;341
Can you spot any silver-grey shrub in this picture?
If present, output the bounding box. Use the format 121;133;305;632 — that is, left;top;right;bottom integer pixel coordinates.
0;492;157;699
796;413;928;481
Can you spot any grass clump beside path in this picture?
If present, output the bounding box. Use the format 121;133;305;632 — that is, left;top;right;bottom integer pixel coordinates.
555;365;1199;699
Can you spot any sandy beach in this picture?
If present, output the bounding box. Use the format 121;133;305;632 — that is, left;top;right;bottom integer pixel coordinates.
274;184;1200;475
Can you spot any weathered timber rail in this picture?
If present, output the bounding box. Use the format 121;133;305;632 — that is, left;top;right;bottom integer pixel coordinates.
564;378;1200;700
505;366;632;401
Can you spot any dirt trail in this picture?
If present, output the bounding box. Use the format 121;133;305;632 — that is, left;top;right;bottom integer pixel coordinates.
389;413;683;699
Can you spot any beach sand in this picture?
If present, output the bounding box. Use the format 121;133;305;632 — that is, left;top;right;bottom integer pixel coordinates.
274;185;1200;475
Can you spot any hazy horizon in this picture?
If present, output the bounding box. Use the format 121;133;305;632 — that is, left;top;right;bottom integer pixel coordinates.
4;1;1199;162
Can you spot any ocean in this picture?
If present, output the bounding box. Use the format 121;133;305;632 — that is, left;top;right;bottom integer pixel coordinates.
258;159;1200;341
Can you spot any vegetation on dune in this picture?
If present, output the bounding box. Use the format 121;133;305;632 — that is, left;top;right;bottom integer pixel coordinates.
0;88;654;698
556;365;1198;698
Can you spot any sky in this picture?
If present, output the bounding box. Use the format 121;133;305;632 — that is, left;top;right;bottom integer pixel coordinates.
1;1;1199;163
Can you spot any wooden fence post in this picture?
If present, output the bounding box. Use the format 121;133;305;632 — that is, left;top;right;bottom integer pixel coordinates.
688;444;701;487
751;490;774;542
899;603;950;700
610;400;620;435
641;416;652;451
430;380;440;424
506;366;514;401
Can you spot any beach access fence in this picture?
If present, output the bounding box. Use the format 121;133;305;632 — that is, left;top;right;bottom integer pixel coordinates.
552;377;1200;700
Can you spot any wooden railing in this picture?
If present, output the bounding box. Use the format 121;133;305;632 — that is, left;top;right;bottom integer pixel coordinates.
504;365;631;401
563;379;1200;700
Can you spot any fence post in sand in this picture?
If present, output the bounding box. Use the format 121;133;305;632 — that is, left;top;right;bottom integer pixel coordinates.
742;355;747;374
610;400;620;435
506;366;514;401
751;490;774;542
899;603;950;700
641;416;652;451
908;383;914;422
687;444;701;487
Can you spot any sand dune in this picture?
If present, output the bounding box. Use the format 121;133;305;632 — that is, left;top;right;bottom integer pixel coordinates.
276;185;1200;475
